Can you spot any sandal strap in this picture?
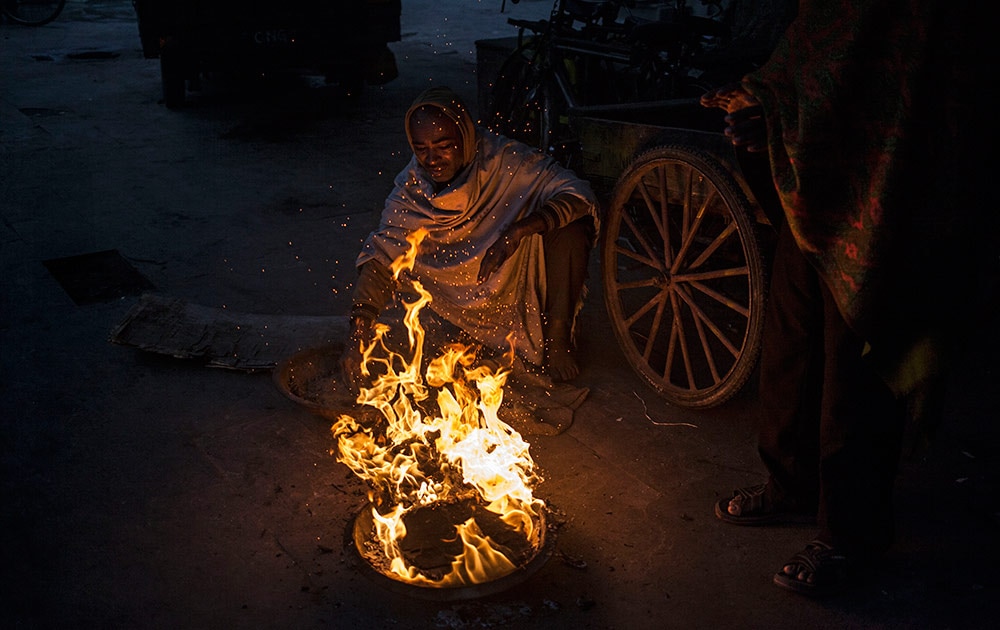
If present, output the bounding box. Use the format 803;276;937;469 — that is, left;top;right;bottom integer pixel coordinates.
787;540;848;574
728;483;768;516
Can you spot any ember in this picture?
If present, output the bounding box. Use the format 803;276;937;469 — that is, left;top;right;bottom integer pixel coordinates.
332;228;550;593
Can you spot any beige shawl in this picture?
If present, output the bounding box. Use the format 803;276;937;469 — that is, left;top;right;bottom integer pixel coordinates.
357;89;598;365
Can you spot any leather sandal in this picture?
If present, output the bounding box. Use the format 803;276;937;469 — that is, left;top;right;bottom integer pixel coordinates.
773;540;852;596
714;483;816;526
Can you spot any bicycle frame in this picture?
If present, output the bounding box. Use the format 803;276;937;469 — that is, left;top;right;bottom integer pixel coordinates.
490;0;736;161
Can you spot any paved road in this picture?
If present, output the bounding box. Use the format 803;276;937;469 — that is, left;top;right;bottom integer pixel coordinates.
2;2;996;628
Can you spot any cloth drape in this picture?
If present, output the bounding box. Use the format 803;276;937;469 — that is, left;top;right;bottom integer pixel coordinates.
357;90;599;365
742;0;990;416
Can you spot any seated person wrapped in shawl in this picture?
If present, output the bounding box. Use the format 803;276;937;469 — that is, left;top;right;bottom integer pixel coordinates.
341;86;599;392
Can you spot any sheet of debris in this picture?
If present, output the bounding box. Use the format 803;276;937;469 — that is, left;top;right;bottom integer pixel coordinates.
109;292;587;434
108;293;348;371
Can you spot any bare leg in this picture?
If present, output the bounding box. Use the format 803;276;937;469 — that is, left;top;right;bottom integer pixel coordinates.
542;218;593;381
545;318;578;381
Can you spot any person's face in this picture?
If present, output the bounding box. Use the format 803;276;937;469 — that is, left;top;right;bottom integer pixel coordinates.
409;107;465;185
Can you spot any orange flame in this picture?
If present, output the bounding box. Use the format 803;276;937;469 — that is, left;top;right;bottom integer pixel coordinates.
332;228;544;586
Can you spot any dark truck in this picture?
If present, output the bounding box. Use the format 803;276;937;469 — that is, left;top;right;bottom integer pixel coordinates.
132;0;402;108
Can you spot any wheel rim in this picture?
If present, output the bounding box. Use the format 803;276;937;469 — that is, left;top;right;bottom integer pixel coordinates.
4;0;64;26
602;147;764;407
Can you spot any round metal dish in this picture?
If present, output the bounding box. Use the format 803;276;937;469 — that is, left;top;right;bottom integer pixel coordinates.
272;343;355;420
350;499;555;601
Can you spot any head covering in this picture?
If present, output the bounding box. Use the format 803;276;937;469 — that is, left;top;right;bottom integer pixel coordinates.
404;86;478;167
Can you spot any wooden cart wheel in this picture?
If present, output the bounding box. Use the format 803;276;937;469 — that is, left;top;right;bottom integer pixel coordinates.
601;145;766;408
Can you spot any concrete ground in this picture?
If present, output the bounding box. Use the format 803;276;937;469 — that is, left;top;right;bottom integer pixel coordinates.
2;2;996;628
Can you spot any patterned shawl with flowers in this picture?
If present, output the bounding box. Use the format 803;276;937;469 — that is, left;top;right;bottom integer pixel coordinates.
742;0;987;398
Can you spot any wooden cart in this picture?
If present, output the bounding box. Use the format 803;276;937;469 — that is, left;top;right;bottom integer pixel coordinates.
569;99;780;408
482;1;796;407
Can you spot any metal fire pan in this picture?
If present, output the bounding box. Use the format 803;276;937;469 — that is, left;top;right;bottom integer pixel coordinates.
349;503;556;601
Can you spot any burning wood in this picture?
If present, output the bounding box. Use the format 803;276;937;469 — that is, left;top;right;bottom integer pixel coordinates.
331;228;548;589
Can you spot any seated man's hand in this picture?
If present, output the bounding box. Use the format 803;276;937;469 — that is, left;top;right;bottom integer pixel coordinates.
478;228;522;283
339;316;374;396
478;213;551;283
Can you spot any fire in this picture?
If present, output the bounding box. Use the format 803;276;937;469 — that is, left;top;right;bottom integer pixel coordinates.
332;228;545;587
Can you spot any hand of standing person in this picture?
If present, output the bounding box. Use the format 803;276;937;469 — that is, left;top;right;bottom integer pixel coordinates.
700;83;767;152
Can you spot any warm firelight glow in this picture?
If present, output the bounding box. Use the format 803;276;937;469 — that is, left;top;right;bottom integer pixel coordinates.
332;228;545;587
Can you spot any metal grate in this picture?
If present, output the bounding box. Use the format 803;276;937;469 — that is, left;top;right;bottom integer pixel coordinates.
43;249;155;305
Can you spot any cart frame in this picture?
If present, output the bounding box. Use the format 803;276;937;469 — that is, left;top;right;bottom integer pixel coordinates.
568;98;779;407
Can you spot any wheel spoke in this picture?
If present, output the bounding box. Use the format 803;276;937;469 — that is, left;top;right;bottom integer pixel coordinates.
688;220;738;271
616;277;663;290
686;280;751;318
672;265;749;282
642;289;669;361
637;177;667;249
658;165;674;268
680;287;721;384
674;284;741;358
621;208;666;272
623;287;667;328
614;240;662;270
671;188;717;274
666;289;696;390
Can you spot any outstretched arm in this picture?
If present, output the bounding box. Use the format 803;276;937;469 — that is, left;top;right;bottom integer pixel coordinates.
477;192;587;283
340;260;393;394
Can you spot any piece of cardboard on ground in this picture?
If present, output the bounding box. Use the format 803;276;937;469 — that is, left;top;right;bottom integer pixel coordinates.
109;292;347;371
108;293;588;433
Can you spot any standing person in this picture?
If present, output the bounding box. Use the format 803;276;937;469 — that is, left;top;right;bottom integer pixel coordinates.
701;0;988;595
340;86;599;392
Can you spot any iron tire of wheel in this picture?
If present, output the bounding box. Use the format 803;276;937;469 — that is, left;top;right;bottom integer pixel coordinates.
159;39;187;109
3;0;65;26
601;145;766;408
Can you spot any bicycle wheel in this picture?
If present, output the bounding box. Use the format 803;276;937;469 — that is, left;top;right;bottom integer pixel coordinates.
487;40;570;159
3;0;65;26
601;145;767;408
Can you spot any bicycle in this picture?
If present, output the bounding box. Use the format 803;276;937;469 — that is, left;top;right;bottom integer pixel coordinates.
488;0;743;165
2;0;65;26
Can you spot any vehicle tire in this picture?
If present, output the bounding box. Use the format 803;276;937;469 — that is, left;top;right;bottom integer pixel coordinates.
2;0;65;26
159;40;187;109
601;145;767;408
